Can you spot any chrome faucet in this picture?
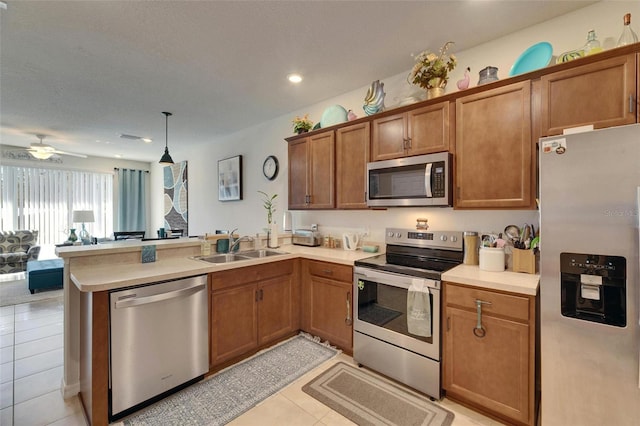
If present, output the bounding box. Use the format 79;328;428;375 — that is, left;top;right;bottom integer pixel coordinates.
229;234;254;253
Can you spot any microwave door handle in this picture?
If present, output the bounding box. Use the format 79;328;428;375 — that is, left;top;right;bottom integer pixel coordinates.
424;163;433;198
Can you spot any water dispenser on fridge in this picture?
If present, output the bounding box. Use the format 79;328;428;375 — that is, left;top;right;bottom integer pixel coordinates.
560;252;627;327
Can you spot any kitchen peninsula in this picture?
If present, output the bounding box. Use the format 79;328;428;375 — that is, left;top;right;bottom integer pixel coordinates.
56;238;373;425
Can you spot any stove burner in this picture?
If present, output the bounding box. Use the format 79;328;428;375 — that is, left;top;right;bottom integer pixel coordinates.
354;229;464;279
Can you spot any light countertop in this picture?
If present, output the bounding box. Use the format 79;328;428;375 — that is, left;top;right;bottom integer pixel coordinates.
64;242;381;292
442;264;539;296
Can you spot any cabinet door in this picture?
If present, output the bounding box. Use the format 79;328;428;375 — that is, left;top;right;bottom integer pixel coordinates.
444;306;530;424
305;275;353;350
407;102;450;155
258;274;294;345
288;138;310;209
308;131;335;208
455;81;534;209
371;113;407;161
210;284;257;366
336;122;370;209
540;54;637;136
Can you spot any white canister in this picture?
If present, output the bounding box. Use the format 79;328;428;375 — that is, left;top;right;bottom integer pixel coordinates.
479;247;506;272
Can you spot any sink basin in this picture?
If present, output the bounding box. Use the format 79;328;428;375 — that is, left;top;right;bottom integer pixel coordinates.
192;253;251;264
191;249;287;264
237;249;288;258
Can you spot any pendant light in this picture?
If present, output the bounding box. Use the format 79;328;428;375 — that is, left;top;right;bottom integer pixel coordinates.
159;111;174;165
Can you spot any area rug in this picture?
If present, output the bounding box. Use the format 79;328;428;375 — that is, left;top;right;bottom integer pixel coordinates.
302;362;454;426
122;333;339;425
0;275;64;307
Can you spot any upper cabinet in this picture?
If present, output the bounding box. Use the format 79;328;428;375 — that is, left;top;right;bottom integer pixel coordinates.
371;102;451;161
336;122;370;209
539;53;637;136
288;131;335;209
455;81;535;209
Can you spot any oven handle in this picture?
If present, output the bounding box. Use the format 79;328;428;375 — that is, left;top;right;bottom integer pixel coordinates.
354;267;439;290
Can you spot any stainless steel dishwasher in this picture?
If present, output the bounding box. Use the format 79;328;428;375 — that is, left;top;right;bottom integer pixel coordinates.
109;274;208;420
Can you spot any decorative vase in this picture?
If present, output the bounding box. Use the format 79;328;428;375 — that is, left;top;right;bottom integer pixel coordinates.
296;128;309;135
268;222;279;248
426;77;447;99
68;228;78;242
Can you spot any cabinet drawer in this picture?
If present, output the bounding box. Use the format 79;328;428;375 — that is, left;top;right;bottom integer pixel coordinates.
306;260;352;284
211;260;294;291
445;282;530;322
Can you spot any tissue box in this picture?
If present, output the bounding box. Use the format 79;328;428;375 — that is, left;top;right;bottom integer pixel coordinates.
512;248;536;274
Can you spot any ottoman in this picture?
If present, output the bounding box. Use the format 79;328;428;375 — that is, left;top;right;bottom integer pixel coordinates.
27;259;64;294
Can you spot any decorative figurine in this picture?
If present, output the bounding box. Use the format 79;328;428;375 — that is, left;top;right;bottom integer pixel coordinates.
456;67;471;90
363;80;385;116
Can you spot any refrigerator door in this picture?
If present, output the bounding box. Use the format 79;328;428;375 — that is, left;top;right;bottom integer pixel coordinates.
539;124;640;425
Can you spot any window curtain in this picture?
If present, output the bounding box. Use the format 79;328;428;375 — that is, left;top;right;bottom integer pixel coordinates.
116;168;147;232
0;166;113;244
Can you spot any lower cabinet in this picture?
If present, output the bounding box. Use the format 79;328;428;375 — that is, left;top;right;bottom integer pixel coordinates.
209;260;298;367
301;259;353;352
443;281;537;426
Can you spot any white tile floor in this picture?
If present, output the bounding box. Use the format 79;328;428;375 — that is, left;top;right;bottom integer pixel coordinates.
0;295;498;426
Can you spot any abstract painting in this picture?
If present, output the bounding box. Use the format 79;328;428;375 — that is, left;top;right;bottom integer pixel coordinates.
218;155;243;201
163;161;188;235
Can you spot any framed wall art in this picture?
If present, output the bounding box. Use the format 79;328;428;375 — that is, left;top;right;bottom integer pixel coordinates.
218;155;243;201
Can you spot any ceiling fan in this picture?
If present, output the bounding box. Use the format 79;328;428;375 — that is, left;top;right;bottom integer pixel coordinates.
25;135;88;159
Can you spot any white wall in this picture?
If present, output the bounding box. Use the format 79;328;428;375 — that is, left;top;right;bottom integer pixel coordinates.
150;0;638;241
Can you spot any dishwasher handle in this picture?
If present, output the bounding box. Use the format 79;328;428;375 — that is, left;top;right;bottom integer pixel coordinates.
115;282;206;309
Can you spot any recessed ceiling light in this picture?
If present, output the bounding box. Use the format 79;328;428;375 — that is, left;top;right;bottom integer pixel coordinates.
141;138;152;143
114;154;122;158
287;73;303;83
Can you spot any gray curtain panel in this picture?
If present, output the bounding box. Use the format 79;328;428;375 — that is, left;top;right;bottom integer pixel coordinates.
117;169;147;232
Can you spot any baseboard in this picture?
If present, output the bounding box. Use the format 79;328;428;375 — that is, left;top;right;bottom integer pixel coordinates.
61;377;80;399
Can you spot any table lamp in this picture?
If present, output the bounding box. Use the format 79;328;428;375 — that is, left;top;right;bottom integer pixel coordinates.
72;210;95;245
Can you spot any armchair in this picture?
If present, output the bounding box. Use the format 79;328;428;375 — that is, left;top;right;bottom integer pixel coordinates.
0;230;41;274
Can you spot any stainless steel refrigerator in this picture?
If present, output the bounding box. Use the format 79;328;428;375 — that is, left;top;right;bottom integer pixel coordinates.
539;124;640;425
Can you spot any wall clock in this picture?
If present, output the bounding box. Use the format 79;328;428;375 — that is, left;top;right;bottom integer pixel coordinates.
262;155;279;180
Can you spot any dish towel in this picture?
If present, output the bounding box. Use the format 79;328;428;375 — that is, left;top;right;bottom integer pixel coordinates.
407;279;431;337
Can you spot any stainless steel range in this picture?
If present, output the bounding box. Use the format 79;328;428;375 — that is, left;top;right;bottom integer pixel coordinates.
353;228;463;399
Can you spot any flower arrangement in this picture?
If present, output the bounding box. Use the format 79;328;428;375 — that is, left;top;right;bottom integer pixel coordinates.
292;114;313;133
408;41;457;89
258;191;277;224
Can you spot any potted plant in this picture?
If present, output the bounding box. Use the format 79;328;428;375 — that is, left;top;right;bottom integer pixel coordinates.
258;191;279;248
292;114;313;134
408;41;457;99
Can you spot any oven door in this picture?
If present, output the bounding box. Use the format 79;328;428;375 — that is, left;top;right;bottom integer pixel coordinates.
353;266;440;361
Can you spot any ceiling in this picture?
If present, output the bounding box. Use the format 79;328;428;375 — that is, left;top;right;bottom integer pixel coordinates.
0;0;597;162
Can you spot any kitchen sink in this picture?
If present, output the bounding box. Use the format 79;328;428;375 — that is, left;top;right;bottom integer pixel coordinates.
191;249;288;264
192;253;251;263
237;249;288;258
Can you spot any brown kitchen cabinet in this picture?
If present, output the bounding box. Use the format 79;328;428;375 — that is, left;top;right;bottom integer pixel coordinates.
287;130;335;209
443;282;537;426
301;259;353;352
371;101;451;161
209;260;298;367
336;122;370;209
455;81;535;209
539;53;637;136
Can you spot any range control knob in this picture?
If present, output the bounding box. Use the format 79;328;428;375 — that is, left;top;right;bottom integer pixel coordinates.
440;235;447;241
387;231;395;238
395;232;402;238
450;235;458;242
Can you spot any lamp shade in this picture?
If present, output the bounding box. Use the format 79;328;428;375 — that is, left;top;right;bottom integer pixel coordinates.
72;210;95;223
159;111;175;165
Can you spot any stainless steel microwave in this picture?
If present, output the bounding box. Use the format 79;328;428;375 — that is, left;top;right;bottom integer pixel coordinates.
367;152;452;207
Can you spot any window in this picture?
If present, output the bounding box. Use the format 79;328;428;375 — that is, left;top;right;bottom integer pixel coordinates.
0;166;113;244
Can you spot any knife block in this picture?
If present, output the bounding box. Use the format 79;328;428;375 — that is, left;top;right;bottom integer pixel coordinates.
512;248;536;274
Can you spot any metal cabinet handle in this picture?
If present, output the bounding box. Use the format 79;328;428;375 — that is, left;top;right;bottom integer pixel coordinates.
406;137;412;149
345;291;352;325
322;269;333;275
473;299;492;338
630;94;635;113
